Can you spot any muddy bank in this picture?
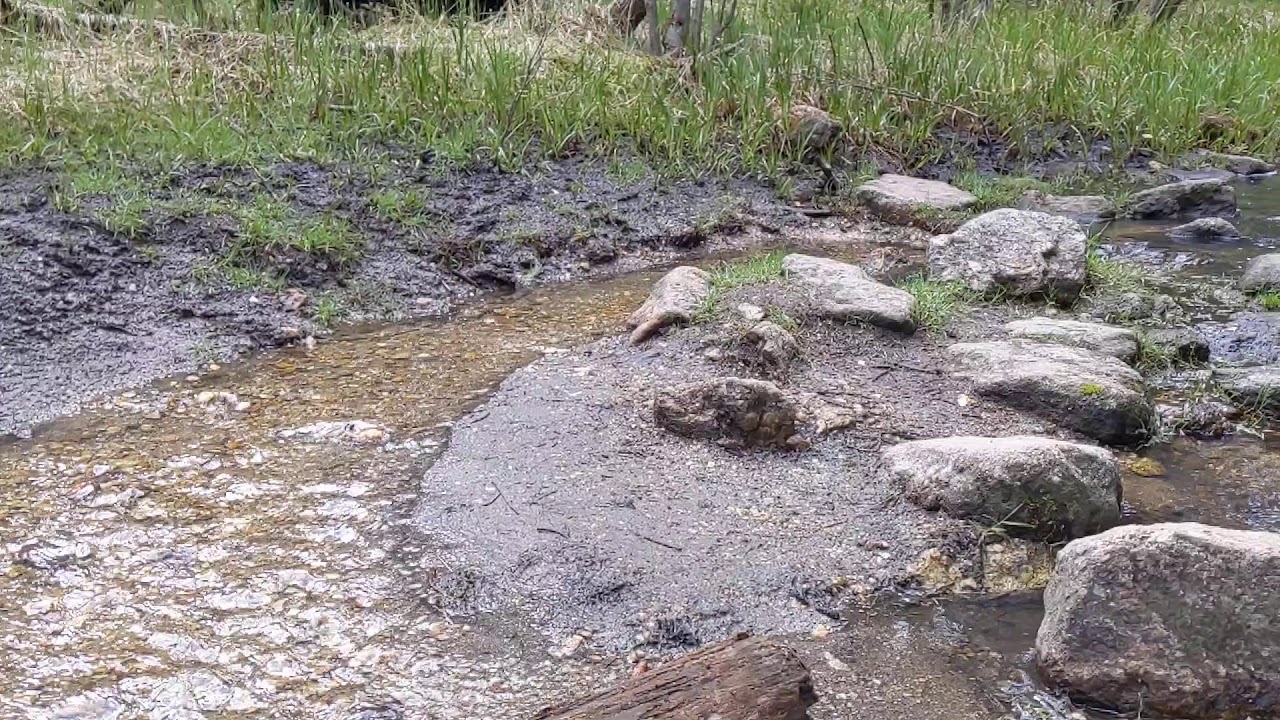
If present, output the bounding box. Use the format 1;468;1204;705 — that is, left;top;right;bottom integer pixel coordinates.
0;158;803;437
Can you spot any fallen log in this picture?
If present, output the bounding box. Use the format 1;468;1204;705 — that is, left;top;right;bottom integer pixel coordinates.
532;633;818;720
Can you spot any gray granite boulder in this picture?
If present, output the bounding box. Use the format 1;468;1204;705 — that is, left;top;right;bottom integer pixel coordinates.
627;266;710;344
882;436;1122;539
946;340;1155;445
1240;254;1280;293
855;174;977;225
1124;179;1236;220
782;254;916;332
1005;317;1138;363
928;209;1088;301
1038;523;1280;718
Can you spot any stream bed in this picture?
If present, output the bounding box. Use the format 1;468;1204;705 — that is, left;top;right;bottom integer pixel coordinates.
3;180;1280;720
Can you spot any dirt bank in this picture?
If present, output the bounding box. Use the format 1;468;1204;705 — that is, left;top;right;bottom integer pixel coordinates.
0;158;801;437
411;276;1086;657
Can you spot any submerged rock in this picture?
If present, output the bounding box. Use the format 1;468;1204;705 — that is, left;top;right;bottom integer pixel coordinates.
653;377;804;449
782;254;916;332
946;340;1154;445
855;174;977;225
1240;253;1280;293
1005;317;1137;363
1016;190;1117;226
1037;523;1280;718
928;209;1088;301
1214;365;1280;415
882;436;1122;539
1169;217;1240;242
627;266;711;344
1124;179;1236;220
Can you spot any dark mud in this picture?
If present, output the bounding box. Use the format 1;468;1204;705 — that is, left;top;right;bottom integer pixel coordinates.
0;158;802;437
412;279;1092;660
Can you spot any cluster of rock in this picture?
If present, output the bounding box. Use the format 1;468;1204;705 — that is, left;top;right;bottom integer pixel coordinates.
623;165;1280;719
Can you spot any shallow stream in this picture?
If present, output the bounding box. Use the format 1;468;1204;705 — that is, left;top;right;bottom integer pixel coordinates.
4;181;1280;719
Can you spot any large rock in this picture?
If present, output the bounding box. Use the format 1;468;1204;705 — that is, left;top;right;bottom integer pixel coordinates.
946;340;1155;445
781;254;915;332
1005;317;1138;363
1016;190;1117;226
1169;217;1240;242
1214;365;1280;415
882;436;1122;539
1124;179;1237;220
1037;523;1280;718
1240;253;1280;293
927;209;1088;301
627;266;710;344
855;174;977;225
653;377;804;449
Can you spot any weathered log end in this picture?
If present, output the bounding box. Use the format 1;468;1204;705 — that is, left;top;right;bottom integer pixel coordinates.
532;633;818;720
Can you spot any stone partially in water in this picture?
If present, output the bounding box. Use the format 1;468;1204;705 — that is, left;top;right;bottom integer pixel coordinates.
1200;312;1280;364
653;377;804;449
1016;190;1117;226
781;254;916;332
1193;150;1277;176
627;266;711;344
928;210;1087;301
1214;365;1280;415
1005;317;1138;363
1037;523;1280;718
1168;217;1241;242
881;436;1122;539
946;340;1155;445
855;174;977;225
1124;179;1237;220
1240;253;1280;293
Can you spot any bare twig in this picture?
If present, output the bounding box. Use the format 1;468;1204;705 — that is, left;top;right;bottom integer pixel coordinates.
635;533;684;551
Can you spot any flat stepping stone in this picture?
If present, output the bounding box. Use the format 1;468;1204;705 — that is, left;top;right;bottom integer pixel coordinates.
627;266;710;344
946;340;1155;445
1017;190;1117;226
1005;317;1138;363
1124;179;1236;220
928;209;1087;301
1214;365;1280;415
1169;217;1240;242
855;174;977;225
782;254;915;332
1240;254;1280;292
882;436;1122;539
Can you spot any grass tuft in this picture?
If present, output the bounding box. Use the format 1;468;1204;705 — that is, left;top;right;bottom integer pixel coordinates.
899;275;977;332
1259;290;1280;311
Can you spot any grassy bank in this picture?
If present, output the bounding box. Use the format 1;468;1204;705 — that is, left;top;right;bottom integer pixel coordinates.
1;0;1279;175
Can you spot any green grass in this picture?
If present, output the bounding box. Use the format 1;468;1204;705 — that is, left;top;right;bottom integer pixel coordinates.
1;0;1279;176
229;195;364;268
311;294;343;327
694;250;786;320
899;275;977;332
369;187;429;224
1134;331;1175;373
1259;290;1280;311
1081;383;1105;396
